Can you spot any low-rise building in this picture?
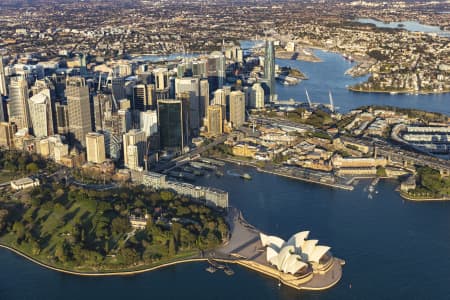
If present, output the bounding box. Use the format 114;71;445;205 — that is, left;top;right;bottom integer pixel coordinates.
11;177;40;190
232;143;258;158
129;214;150;229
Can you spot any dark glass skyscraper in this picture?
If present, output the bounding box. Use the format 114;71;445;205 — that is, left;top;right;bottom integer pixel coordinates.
264;40;276;102
157;99;188;152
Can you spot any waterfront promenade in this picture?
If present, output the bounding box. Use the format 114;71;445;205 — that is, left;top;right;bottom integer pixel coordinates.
213;156;354;191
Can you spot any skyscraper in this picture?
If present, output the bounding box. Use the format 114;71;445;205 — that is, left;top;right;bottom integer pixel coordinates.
123;129;146;170
229;90;245;128
140;110;158;138
264;40;276;102
8;76;30;130
207;105;223;136
93;93;113;132
29;91;53;137
32;79;57;134
111;76;126;101
153;68;169;99
250;83;265;108
200;78;210;123
86;132;106;164
55;102;69;134
66;77;92;148
0;122;17;148
157;99;188;152
208;51;226;91
0;56;7;97
133;84;156;111
175;77;200;134
213;88;226;106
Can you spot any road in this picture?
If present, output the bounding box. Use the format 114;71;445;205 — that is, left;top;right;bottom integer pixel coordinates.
154;134;229;172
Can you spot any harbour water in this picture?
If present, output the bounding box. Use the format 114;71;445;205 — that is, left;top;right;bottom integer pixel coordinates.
356;18;450;38
1;44;450;300
242;40;450;115
2;168;450;299
275;50;450;115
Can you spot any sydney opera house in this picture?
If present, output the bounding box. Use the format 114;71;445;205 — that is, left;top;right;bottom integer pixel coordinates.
217;210;343;291
260;231;332;276
224;229;344;291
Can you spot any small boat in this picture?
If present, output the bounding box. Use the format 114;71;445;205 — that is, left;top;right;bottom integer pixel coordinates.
368;194;373;199
241;173;252;180
224;267;234;276
215;170;224;177
206;266;217;273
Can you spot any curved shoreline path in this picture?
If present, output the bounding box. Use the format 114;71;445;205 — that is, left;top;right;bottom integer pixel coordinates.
0;207;343;291
0;244;207;277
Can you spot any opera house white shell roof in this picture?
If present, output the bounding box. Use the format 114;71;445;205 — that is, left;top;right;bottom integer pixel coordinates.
260;231;331;275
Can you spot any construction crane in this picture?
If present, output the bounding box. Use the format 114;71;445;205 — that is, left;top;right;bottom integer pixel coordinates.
305;88;312;108
329;90;335;113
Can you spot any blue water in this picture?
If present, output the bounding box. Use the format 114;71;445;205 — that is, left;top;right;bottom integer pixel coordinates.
240;40;449;114
275;51;450;114
1;43;450;299
2;169;450;299
356;18;450;38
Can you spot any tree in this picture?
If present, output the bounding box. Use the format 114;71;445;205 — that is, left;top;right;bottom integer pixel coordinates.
0;209;8;232
117;247;139;265
12;221;25;241
111;217;131;235
55;240;70;263
30;239;41;255
26;162;39;173
160;190;174;202
168;236;177;256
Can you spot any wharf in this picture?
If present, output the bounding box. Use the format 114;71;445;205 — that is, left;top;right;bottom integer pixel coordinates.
212;157;354;191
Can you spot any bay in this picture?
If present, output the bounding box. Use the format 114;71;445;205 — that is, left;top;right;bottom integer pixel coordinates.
2;168;450;299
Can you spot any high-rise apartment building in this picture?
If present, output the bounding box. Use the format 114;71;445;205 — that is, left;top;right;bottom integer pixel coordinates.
66;77;92;147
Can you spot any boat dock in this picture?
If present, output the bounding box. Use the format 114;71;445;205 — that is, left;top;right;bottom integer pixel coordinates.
207;258;234;276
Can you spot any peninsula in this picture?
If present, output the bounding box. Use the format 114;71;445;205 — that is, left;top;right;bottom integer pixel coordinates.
0;157;343;290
